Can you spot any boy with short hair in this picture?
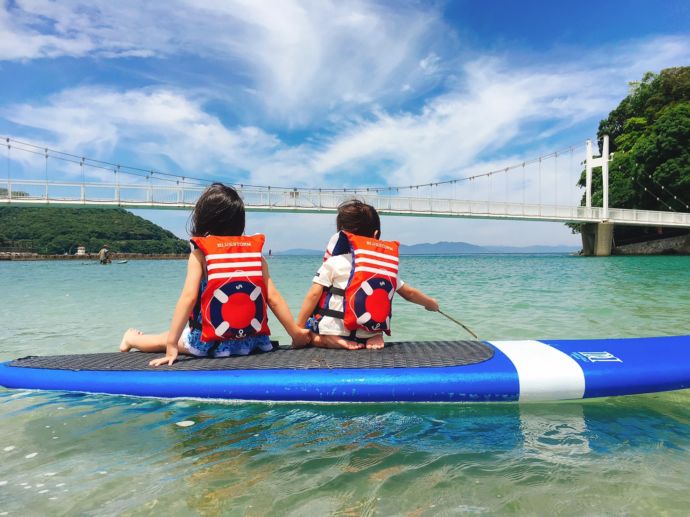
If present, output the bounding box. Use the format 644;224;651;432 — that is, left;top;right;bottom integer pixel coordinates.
296;200;439;350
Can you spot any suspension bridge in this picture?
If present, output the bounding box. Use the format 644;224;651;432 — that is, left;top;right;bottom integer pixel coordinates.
2;136;689;255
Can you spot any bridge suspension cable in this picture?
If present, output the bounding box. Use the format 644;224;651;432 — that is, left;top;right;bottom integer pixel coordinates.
388;144;585;192
4;136;200;187
2;135;690;231
7;135;683;211
3;135;585;196
634;165;689;211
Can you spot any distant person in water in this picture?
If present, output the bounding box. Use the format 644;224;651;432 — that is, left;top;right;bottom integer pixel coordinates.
295;200;439;350
98;244;111;264
119;183;310;365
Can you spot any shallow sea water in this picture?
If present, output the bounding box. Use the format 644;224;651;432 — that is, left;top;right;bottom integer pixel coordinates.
1;255;690;515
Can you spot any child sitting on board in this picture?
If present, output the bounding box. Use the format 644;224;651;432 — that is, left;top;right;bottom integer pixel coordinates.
295;200;439;350
120;183;310;366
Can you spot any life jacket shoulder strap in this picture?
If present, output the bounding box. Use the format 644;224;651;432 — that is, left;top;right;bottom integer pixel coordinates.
315;285;345;319
317;307;345;319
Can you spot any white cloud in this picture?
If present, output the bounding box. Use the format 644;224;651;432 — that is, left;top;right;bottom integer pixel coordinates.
419;52;441;74
5;2;687;138
4;34;690;194
1;0;446;126
3;86;284;182
311;35;690;186
0;0;158;60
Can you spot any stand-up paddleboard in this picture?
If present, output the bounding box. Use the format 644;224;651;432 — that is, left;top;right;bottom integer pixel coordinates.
1;336;689;402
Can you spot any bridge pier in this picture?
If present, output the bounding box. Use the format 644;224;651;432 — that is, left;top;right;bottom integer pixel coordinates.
581;222;614;256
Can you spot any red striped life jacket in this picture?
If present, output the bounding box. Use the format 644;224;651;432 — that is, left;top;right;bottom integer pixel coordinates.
190;234;270;343
316;231;400;335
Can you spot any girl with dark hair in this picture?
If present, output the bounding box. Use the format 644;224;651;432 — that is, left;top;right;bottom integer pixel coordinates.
120;183;310;365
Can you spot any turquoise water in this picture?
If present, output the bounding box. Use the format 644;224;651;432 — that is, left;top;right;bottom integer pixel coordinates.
1;255;690;514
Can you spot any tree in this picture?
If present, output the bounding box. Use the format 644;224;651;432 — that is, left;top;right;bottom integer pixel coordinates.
572;67;690;240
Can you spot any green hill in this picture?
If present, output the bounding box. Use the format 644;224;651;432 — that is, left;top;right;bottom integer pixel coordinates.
0;206;188;255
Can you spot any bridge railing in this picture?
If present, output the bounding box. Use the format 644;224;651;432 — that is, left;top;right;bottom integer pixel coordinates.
2;179;690;227
0;179;589;218
0;179;204;206
607;207;690;226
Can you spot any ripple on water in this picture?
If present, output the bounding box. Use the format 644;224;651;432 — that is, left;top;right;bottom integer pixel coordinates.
1;256;690;513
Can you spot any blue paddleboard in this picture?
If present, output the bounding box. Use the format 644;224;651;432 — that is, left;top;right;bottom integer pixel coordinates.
0;336;689;402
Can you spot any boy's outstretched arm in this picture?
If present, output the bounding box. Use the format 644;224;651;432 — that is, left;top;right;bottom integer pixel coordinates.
262;259;311;347
397;284;439;312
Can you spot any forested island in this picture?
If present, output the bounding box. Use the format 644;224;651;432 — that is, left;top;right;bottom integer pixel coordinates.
0;206;188;255
576;66;689;246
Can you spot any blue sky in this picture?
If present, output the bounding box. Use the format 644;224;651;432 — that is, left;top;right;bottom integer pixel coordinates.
1;0;689;249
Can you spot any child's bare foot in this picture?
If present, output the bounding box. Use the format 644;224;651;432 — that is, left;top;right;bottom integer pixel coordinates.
312;334;365;350
119;328;142;352
366;334;385;350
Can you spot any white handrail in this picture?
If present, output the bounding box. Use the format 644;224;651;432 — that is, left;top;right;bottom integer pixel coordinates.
2;178;689;228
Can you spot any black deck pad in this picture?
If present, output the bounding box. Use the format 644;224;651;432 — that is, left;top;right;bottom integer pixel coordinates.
9;341;494;371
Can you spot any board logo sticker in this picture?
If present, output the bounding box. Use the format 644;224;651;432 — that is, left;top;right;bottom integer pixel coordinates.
572;351;623;363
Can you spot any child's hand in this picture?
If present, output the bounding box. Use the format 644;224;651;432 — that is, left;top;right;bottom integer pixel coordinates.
312;334;365;350
149;349;178;367
424;298;440;312
291;328;312;348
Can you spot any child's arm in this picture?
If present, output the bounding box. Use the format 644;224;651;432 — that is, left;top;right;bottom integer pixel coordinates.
296;283;323;328
263;258;311;347
150;250;204;367
397;284;439;312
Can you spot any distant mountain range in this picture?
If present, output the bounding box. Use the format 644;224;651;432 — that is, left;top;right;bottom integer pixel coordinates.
277;241;580;255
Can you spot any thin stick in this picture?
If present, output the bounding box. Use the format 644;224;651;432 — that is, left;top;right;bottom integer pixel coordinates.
438;310;480;340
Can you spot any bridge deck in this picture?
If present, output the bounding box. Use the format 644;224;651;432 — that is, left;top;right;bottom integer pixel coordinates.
2;179;690;227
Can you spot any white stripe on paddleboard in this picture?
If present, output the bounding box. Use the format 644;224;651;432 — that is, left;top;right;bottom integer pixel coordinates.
489;340;585;401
